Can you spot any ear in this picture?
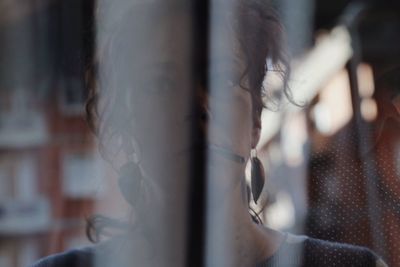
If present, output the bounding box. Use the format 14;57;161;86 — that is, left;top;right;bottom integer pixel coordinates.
251;113;262;149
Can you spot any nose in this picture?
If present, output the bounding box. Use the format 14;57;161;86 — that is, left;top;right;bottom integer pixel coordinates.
198;104;210;131
185;87;210;132
183;90;211;149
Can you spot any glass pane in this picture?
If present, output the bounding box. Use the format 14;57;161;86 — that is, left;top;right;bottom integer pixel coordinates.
0;1;399;267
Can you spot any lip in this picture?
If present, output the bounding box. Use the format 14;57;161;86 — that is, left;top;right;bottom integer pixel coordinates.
177;143;246;164
207;144;246;164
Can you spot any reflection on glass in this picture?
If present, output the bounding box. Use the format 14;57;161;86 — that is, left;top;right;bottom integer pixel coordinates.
1;1;399;267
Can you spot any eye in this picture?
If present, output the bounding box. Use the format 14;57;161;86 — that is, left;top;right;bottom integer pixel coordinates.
226;79;236;88
146;75;176;94
211;73;238;90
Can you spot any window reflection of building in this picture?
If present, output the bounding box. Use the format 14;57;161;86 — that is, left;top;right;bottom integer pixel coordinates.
0;1;99;267
0;86;99;267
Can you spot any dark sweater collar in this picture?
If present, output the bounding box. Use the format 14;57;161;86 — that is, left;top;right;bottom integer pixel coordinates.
256;233;308;267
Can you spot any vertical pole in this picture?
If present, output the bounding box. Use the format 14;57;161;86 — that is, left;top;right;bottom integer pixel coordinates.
186;1;210;267
346;15;387;256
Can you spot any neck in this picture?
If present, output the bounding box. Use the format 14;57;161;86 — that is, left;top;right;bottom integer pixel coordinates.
139;164;284;266
204;177;284;267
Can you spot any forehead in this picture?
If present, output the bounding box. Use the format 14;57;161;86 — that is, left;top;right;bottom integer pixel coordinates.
121;8;245;71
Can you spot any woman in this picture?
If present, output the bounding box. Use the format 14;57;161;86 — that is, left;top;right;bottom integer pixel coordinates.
32;0;386;266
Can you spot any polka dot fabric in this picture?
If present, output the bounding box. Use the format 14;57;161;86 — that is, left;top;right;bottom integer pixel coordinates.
306;122;400;266
256;235;379;267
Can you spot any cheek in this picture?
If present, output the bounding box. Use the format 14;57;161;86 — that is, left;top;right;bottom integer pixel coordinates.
232;103;253;155
129;93;192;169
208;90;254;156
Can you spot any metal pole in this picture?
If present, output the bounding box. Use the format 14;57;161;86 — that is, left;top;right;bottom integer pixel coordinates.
185;1;210;266
342;1;387;257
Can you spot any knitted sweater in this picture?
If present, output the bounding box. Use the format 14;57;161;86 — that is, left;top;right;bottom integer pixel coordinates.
31;233;387;267
255;233;387;267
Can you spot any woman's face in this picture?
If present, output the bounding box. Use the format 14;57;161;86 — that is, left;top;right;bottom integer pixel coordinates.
125;11;260;189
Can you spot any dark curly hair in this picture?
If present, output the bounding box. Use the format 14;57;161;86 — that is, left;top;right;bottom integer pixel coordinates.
85;0;291;243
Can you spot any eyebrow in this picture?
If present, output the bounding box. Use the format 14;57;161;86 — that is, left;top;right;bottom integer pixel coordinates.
210;56;243;70
149;61;177;71
140;61;178;78
209;57;245;79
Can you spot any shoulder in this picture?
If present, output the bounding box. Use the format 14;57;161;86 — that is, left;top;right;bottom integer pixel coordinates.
30;247;93;267
261;232;387;267
303;236;387;267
